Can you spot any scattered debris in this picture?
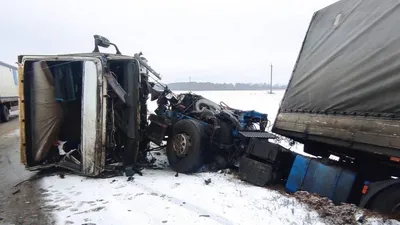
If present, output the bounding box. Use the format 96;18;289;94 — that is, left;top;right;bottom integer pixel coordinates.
292;191;383;225
199;215;210;217
134;167;143;176
25;201;30;204
12;189;20;195
39;188;50;194
204;178;212;185
127;176;134;182
74;206;105;215
357;214;366;223
175;172;179;177
162;220;168;223
172;183;180;188
110;179;117;184
218;168;233;175
14;169;54;188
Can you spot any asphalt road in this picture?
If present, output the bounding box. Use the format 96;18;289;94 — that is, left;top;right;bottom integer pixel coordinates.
0;114;54;225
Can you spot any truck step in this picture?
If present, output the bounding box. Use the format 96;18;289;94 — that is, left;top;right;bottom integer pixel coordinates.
238;131;276;139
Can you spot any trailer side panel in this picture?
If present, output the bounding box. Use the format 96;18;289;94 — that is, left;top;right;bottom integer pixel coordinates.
274;0;400;155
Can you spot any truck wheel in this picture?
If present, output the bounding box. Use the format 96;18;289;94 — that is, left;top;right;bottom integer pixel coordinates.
0;105;10;122
166;119;206;173
370;185;400;217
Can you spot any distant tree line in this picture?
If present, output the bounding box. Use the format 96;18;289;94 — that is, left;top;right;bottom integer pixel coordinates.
166;82;287;91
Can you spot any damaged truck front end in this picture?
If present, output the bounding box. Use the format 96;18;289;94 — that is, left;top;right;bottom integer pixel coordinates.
145;89;277;173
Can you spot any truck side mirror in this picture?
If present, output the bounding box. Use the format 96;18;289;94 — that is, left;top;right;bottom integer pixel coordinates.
93;34;121;55
94;35;111;48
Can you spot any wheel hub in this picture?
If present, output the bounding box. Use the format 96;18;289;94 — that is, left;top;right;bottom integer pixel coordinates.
172;133;191;157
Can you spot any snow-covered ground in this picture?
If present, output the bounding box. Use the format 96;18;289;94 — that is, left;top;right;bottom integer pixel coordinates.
39;153;399;225
37;90;399;225
40;165;326;225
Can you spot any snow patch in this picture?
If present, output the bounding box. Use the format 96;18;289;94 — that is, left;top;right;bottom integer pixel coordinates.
40;169;324;225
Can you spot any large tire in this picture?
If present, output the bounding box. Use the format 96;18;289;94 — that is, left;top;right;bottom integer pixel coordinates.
370;185;400;217
0;104;10;122
166;119;207;173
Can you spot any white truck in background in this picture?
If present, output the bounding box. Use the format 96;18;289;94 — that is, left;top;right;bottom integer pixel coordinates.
0;61;19;122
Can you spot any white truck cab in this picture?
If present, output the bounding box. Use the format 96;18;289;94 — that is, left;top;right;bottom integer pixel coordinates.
18;35;156;176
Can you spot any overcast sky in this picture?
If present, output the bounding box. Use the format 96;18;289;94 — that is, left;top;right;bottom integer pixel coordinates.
1;0;338;84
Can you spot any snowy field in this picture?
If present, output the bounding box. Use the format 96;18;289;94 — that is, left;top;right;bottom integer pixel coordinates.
34;90;399;225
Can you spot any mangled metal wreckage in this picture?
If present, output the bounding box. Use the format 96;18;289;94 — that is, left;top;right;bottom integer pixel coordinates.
19;35;282;182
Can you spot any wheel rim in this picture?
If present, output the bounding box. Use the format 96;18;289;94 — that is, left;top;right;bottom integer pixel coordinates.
172;133;191;157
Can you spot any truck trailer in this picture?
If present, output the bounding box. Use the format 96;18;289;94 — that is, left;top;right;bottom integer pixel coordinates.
0;61;19;122
273;0;400;217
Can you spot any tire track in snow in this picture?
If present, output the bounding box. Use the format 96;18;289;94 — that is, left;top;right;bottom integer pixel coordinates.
40;176;230;225
43;178;176;225
133;181;236;225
